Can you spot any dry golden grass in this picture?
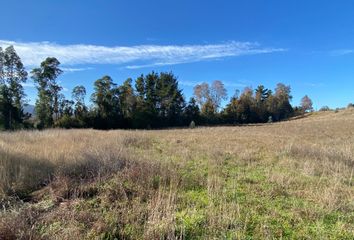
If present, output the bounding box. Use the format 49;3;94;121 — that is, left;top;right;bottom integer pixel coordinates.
0;108;353;239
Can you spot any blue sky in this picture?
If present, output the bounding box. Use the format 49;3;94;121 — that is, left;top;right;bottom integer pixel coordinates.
0;0;353;108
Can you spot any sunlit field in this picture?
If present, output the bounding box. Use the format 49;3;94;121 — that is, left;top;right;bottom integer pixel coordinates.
1;109;353;239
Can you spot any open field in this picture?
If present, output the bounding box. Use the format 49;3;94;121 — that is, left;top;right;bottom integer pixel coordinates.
0;109;353;239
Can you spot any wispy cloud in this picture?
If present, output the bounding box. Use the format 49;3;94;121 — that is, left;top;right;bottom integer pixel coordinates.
330;49;354;56
0;40;286;68
303;82;325;87
61;67;94;73
179;81;201;87
179;80;247;88
223;81;248;88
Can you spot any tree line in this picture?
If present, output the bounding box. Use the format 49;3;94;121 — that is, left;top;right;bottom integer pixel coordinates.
0;46;314;130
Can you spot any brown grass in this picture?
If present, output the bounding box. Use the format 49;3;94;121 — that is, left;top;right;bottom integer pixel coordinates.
0;108;353;239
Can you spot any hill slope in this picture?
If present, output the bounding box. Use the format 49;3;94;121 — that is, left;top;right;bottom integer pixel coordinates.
23;104;35;115
0;109;353;239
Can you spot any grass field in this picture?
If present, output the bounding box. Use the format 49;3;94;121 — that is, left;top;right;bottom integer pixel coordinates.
0;109;353;239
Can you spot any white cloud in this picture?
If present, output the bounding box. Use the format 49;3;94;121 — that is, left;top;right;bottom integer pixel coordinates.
223;82;247;88
303;82;325;87
179;80;202;87
330;49;354;56
61;67;94;73
0;40;286;68
179;80;247;88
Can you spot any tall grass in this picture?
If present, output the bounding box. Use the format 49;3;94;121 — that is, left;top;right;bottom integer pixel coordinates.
0;109;353;239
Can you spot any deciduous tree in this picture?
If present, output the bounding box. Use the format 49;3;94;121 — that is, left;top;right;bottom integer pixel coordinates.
210;80;227;111
300;95;313;113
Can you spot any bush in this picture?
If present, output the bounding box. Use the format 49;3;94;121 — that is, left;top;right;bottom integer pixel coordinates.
189;120;196;129
347;103;354;109
35;121;45;130
55;115;86;129
319;106;331;111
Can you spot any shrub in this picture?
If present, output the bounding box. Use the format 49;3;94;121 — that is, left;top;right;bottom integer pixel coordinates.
319;106;331;111
34;121;45;130
55;115;86;129
189;120;196;129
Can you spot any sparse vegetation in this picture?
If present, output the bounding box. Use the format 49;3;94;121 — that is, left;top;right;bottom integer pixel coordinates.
319;105;331;111
1;108;353;239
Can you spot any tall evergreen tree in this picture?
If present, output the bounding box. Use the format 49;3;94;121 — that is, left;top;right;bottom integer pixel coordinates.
133;72;185;128
0;85;12;129
31;57;63;128
91;75;121;129
60;98;75;116
255;85;269;103
254;85;269;122
184;97;200;124
0;47;5;85
0;47;5;128
142;72;159;127
156;72;185;126
91;75;115;118
118;78;136;123
72;85;87;118
51;83;62;121
0;46;28;129
134;74;152;128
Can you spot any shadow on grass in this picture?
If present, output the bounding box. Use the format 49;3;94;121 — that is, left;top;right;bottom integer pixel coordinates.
0;149;55;200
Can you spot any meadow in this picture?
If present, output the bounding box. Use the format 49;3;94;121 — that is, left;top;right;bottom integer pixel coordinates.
0;109;353;239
